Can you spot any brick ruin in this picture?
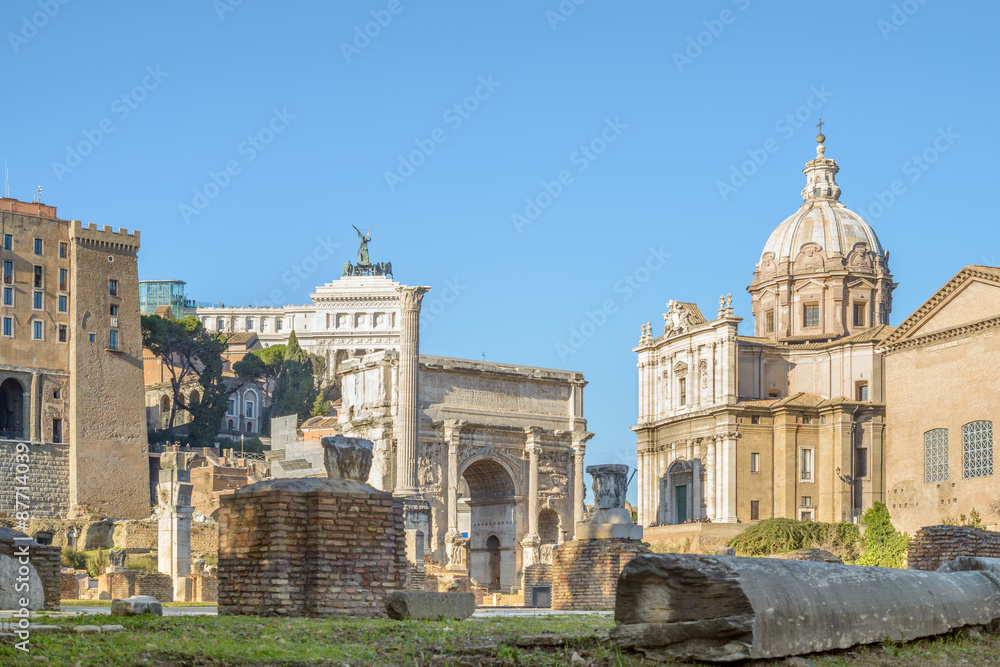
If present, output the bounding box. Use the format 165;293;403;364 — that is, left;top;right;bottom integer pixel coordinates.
0;528;60;611
908;524;1000;571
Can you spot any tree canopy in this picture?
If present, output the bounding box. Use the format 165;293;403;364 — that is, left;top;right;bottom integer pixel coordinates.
271;331;319;423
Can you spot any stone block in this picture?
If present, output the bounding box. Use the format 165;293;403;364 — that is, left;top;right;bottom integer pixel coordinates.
174;576;194;602
575;523;643;540
74;625;103;634
385;591;475;621
110;595;163;616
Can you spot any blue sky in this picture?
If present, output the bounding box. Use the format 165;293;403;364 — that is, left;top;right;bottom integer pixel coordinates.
4;1;998;496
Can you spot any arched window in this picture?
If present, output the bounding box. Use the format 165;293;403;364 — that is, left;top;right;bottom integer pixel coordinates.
159;395;170;429
924;428;948;483
963;421;993;479
246;421;253;433
227;419;234;431
244;390;257;419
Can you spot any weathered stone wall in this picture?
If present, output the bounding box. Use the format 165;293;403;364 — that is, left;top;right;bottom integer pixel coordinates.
908;525;1000;571
112;518;218;556
98;570;174;602
643;523;747;554
523;563;551;607
0;518;116;550
551;539;650;611
0;528;61;610
0;442;70;519
218;478;408;617
192;574;218;602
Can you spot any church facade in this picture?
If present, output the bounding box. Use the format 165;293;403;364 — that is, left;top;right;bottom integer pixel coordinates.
634;132;894;527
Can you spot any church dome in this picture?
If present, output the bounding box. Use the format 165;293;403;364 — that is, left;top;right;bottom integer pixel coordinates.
758;135;885;267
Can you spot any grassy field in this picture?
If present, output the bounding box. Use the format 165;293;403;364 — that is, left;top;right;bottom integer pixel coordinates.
3;612;1000;666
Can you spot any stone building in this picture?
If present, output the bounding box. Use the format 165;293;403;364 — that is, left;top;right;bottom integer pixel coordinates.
194;275;404;382
882;265;1000;535
337;351;590;591
0;196;149;519
634;133;893;527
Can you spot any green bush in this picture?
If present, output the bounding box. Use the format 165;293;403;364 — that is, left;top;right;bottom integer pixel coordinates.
61;547;87;571
727;518;861;560
854;502;910;568
85;549;109;579
125;555;158;572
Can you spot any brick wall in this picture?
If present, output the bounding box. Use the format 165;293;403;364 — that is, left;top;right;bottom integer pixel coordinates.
61;569;79;599
98;570;174;602
192;574;218;602
217;479;408;617
0;528;61;610
0;442;70;519
908;525;1000;571
523;564;552;607
112;518;219;556
551;539;650;611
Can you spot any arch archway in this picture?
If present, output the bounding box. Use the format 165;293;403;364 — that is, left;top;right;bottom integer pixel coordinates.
461;458;517;591
159;395;170;429
538;508;560;545
0;378;25;439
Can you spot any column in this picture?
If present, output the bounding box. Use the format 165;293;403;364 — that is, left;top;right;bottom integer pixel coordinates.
394;285;429;497
691;444;702;521
720;432;740;522
521;427;542;567
444;419;466;571
29;372;40;442
714;436;724;521
637;448;646;526
705;438;717;521
571;431;592;530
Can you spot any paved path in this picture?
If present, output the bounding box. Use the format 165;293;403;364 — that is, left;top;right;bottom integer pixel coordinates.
4;606;610;619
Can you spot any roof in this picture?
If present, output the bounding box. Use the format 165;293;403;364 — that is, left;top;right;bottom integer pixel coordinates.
224;332;259;346
739;391;882;409
737;324;895;351
153;305;174;318
300;416;339;430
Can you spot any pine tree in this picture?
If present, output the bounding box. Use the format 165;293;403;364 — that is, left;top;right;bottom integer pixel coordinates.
271;331;319;422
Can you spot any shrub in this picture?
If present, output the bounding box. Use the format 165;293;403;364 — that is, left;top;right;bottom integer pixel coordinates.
125;555;158;572
61;547;87;571
85;549;109;579
854;502;910;568
727;518;861;559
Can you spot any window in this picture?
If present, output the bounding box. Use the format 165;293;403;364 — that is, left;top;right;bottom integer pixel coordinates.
3;234;11;250
856;448;868;478
276;319;283;331
751;415;760;425
57;325;67;342
227;399;236;416
857;382;869;402
3;260;12;284
59;242;67;259
33;265;43;288
3;287;12;306
246;421;253;433
799;448;814;482
33;291;42;310
58;295;67;313
2;317;11;337
678;378;687;406
227;419;234;431
59;268;67;291
750;500;760;521
853;302;867;327
217;318;224;331
52;419;62;443
801;496;812;507
53;389;60;399
32;320;43;340
33;238;42;255
88;332;95;343
802;415;813;424
803;303;820;328
246;318;254;330
800;509;814;521
765;309;774;334
110;304;118;316
245;401;254;418
962;421;993;479
750;452;760;473
109;279;118;296
108;330;119;351
924;428;949;483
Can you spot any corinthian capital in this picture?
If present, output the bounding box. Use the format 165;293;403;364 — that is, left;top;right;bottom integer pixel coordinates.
398;285;431;311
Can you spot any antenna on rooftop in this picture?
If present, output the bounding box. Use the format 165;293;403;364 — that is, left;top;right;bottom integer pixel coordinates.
33;186;41;203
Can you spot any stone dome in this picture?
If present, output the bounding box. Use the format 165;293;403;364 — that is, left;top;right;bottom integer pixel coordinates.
758;138;885;266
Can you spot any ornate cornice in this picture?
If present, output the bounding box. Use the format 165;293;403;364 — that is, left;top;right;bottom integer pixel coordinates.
881;314;1000;354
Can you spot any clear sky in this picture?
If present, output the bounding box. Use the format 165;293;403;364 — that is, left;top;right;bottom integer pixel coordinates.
4;1;998;499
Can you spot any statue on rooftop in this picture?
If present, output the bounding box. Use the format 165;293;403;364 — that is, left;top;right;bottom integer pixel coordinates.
353;225;372;265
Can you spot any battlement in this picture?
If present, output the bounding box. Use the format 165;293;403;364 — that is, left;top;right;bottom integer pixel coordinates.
70;221;141;250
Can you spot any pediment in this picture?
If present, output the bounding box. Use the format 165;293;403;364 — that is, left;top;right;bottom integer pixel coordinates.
846;277;876;290
793;279;827;293
882;267;1000;348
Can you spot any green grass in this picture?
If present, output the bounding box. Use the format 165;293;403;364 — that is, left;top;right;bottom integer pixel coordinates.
59;599;218;607
2;614;999;666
